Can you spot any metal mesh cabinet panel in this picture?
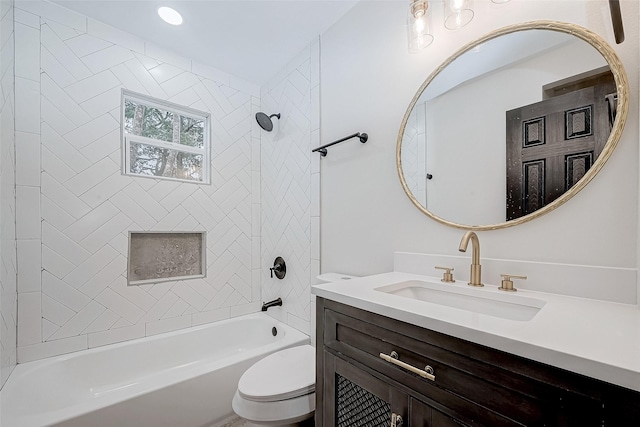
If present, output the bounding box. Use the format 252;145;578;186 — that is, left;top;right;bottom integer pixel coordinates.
336;374;390;427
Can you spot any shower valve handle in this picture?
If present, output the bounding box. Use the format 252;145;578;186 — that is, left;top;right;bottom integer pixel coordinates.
270;257;286;279
269;265;281;278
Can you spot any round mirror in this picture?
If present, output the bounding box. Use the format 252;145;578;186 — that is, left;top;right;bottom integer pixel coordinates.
397;21;628;230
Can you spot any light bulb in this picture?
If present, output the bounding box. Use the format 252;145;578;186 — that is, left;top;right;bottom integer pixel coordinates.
414;16;426;33
450;0;465;12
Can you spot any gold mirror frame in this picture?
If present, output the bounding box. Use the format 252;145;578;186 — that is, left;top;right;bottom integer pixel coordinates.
396;21;629;231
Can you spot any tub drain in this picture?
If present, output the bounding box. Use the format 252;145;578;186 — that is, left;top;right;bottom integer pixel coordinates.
272;327;278;336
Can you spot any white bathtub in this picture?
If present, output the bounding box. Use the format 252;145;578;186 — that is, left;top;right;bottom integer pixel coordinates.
1;313;309;427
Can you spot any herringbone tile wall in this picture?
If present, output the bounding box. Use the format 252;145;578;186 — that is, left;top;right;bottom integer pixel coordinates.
260;41;320;337
14;1;266;363
0;0;17;388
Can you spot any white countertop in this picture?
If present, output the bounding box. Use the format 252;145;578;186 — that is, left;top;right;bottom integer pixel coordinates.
312;272;640;392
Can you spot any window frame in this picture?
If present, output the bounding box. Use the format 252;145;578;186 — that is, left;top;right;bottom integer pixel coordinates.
121;89;212;185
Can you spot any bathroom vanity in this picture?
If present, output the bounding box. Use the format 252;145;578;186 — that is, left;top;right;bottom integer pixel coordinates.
313;273;640;426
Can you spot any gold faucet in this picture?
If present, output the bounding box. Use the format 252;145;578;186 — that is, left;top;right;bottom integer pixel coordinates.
458;231;483;287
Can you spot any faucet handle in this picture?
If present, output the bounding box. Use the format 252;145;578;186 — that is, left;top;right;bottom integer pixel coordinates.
499;274;527;292
435;266;455;283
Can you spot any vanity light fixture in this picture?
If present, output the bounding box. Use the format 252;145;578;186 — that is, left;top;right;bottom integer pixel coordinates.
158;6;183;25
408;0;434;53
409;0;510;53
444;0;474;30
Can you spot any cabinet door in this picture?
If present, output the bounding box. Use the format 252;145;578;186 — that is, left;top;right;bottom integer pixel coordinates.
322;350;408;427
411;397;476;427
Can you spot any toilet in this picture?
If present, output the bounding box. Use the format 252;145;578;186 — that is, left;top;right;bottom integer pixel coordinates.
232;344;315;426
232;273;357;426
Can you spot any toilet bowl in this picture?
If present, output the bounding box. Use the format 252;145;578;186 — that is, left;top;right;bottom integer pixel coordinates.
233;273;358;426
232;344;315;426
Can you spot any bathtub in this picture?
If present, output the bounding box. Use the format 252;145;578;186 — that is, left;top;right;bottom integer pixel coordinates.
1;313;309;427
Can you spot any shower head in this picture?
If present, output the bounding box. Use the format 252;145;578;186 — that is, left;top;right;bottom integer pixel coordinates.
256;112;281;132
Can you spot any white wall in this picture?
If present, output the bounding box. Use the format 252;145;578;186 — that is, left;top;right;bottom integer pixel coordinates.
260;41;320;336
321;0;639;293
13;0;264;363
0;0;16;388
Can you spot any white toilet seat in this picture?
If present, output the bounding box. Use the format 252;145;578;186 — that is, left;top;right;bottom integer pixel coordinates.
233;344;316;425
237;345;315;402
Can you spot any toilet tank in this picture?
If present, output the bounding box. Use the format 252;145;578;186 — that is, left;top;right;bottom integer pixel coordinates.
316;273;358;283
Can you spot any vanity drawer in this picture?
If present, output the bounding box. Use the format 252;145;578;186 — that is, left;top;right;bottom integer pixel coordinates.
321;300;604;426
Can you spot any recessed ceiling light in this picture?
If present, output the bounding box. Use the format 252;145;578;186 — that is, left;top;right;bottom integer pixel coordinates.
158;7;183;25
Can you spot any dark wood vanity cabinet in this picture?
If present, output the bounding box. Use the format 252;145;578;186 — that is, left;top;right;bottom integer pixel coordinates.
323;349;466;427
315;298;640;427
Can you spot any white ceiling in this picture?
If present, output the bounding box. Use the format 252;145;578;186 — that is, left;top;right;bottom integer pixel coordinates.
52;0;360;86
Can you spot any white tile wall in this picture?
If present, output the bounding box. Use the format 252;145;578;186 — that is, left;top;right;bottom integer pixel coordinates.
17;239;40;293
16;185;40;239
87;323;144;348
14;77;39;133
86;18;144;54
15;131;40;186
17;334;87;364
261;39;320;337
309;38;321;346
14;1;263;362
14;22;39;81
16;0;86;31
0;0;16;388
17;291;40;345
14;7;38;28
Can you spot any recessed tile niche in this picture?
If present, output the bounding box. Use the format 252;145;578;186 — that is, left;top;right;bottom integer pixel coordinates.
128;232;206;285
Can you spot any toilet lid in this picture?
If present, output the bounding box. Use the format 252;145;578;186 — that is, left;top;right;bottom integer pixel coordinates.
238;345;315;402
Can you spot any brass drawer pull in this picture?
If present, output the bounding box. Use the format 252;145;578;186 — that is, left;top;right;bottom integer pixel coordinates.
379;351;436;381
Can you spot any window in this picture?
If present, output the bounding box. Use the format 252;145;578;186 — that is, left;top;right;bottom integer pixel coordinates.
122;91;210;183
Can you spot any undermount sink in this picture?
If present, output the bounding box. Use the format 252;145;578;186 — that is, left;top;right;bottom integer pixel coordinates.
375;280;545;321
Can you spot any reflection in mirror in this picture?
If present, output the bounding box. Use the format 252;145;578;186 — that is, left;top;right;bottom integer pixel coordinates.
398;23;627;230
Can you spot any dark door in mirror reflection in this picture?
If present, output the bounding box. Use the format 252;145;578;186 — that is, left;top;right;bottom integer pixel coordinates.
505;72;615;221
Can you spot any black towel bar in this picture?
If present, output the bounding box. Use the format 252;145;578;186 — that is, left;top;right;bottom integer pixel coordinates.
312;132;368;157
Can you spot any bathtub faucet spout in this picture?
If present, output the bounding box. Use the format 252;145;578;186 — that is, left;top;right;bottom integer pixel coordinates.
261;298;282;311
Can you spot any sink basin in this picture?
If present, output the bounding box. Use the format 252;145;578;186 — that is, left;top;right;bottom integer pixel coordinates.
375;280;545;321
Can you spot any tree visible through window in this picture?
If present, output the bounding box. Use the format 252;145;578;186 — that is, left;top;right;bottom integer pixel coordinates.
122;92;210;183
